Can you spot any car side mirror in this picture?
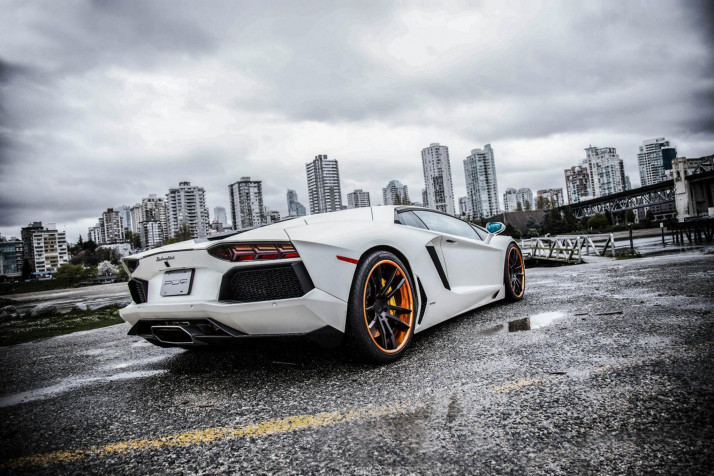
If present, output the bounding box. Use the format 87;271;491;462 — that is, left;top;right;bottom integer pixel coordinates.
486;222;505;235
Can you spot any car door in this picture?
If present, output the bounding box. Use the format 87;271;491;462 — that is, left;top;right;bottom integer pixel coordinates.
410;210;502;294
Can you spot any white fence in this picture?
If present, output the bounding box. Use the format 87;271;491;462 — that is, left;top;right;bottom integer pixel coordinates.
520;234;616;263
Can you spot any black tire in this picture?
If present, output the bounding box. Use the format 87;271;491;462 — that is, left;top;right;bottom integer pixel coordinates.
504;242;525;301
345;251;416;364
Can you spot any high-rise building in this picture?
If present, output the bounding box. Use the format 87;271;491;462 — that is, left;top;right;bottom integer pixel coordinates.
583;146;627;198
421;189;428;208
88;224;101;244
382;180;410;206
98;208;125;244
536;188;565;209
20;221;44;273
464;144;499;218
130;204;142;234
422;143;455;215
32;223;68;275
638;137;677;186
458;196;472;217
503;188;518;212
306;155;342;214
138;221;164;249
229;177;264;230
0;237;23;278
286;189;307;216
564;165;591;204
516;188;533;211
263;206;281;224
347;189;371;208
117;205;132;232
213;206;228;227
142;195;168;241
166;181;211;239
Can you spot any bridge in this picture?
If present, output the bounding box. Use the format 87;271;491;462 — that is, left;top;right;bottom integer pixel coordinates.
566;181;674;219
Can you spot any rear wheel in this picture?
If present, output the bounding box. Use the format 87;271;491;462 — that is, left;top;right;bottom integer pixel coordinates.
346;251;415;363
504;243;525;301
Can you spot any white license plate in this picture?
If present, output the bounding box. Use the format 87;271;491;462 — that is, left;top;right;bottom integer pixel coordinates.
160;269;194;296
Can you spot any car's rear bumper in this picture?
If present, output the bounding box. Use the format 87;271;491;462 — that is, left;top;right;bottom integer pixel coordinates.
119;288;348;336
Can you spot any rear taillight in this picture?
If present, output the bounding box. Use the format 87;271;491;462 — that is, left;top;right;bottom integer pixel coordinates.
208;243;299;262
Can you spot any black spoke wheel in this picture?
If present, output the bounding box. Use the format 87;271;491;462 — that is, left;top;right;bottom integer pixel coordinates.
346;251;415;363
504;243;525;301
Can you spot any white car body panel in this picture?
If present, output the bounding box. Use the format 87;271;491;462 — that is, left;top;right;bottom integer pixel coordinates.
118;206;518;344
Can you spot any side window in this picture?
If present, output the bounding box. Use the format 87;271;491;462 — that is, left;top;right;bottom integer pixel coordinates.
412;211;482;240
470;224;488;240
398;211;428;229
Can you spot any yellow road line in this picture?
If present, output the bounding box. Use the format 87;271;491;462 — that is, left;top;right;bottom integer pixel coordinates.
4;405;397;470
491;377;544;393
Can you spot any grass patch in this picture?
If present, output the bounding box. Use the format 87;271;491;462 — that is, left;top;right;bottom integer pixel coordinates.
0;306;124;346
615;248;642;260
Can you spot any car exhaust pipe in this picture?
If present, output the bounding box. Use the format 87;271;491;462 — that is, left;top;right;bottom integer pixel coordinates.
151;325;194;344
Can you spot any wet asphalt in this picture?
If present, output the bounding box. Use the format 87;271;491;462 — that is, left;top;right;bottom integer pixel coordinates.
0;249;713;475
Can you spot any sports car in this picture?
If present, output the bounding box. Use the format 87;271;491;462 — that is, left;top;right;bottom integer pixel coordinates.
119;206;525;363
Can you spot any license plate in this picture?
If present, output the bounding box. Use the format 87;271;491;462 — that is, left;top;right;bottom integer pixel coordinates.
160;269;194;296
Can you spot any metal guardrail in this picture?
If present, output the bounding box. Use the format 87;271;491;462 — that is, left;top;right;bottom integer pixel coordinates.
520;234;616;263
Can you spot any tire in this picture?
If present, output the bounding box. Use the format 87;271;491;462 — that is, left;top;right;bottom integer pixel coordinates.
504;242;525;301
345;251;416;364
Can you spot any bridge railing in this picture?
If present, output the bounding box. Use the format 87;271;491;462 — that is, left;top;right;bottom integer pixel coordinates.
519;233;616;263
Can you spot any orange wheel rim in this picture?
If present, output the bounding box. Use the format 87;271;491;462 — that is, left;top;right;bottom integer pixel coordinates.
508;247;525;298
362;260;414;354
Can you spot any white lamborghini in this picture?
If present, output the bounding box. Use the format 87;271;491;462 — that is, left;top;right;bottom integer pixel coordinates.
120;206;525;363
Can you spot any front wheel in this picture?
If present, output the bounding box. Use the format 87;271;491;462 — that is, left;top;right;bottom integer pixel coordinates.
345;251;416;364
504;243;525;301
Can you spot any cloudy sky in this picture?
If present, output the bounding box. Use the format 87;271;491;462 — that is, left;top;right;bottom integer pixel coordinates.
1;0;712;241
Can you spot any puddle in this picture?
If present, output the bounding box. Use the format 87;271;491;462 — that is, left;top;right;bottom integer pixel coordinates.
479;311;566;335
0;370;166;408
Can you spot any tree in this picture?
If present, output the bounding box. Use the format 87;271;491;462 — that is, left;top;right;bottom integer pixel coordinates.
96;247;121;265
524;200;531;211
587;213;609;231
175;222;193;241
21;258;32;280
125;231;141;249
562;206;578;232
604;210;613;225
542;208;566;235
625;210;636;224
516;202;523;212
504;224;522;240
523;217;541;238
55;263;90;284
644;209;655;226
97;260;119;276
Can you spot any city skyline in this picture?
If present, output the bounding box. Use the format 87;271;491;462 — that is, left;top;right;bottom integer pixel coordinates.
1;1;712;241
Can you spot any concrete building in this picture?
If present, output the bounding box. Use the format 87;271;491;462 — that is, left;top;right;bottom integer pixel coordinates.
638;137;677;186
0;237;23;278
166;181;210;239
286;189;307;217
382;180;410;206
130;204;142;234
306;155;342;214
536;188;565;210
138;220;164;249
503;188;518;212
421;189;428;208
20;221;44;273
213;206;228;228
422;143;455;215
87;224;101;244
516;188;534;211
458;196;472;217
583;146;627;198
673;155;714;221
141;195;168;241
347;189;371;208
229;177;264;230
464;144;499;218
564;165;591;204
264;207;281;224
32;223;68;275
98;208;124;244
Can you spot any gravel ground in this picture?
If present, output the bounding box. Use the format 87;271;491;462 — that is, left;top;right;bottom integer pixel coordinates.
0;250;712;474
